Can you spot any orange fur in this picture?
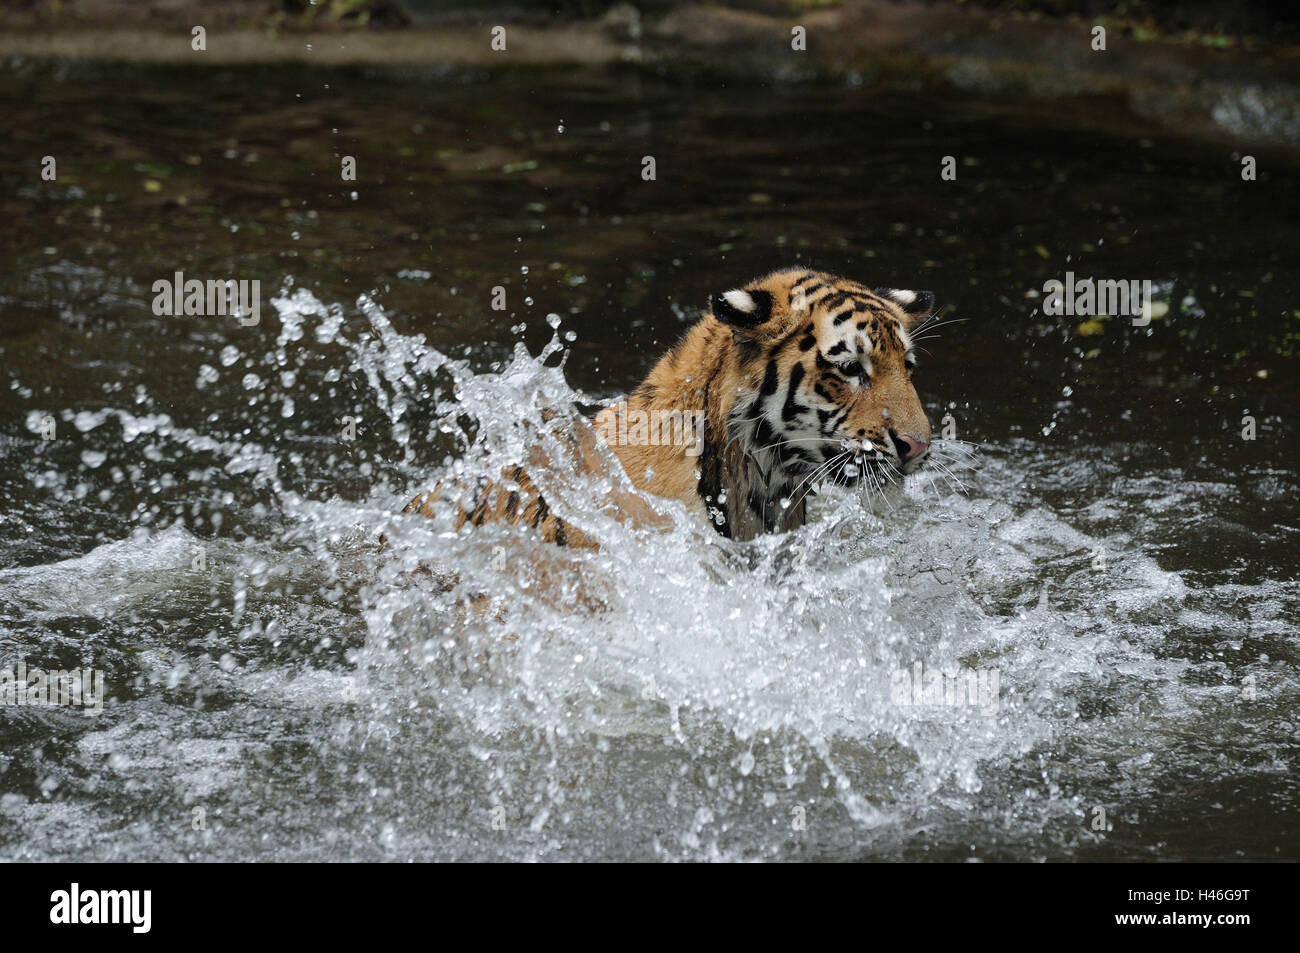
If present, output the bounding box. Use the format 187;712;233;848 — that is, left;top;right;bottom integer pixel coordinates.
399;268;936;544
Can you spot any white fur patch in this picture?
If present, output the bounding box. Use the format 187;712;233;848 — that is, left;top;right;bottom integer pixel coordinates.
722;289;756;313
887;288;917;306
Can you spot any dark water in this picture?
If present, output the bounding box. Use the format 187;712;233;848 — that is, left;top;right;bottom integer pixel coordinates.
0;59;1296;860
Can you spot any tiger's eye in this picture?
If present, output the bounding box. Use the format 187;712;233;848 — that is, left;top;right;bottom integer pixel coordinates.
836;362;867;383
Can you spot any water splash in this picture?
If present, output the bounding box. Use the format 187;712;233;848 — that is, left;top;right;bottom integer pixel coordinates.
1;288;1290;861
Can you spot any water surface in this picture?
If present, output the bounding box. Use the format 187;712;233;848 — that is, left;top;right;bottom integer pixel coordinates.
1;60;1297;860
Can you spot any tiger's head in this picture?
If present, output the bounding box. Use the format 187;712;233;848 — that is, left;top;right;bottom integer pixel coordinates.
711;268;935;497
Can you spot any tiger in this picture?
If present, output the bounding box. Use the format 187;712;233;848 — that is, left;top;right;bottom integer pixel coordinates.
399;268;935;547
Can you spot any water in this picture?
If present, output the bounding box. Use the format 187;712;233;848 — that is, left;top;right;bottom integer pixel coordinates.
1;61;1297;861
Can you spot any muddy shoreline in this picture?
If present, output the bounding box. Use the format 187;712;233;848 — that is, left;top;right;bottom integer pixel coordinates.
4;2;1299;151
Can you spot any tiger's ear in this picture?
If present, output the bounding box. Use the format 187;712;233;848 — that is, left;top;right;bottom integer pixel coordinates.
875;288;934;326
711;289;774;330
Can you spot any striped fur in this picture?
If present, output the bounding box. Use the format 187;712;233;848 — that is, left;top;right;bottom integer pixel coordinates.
402;465;595;550
399;268;935;546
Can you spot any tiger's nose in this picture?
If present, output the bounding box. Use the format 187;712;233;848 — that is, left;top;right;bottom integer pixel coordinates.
889;430;930;463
